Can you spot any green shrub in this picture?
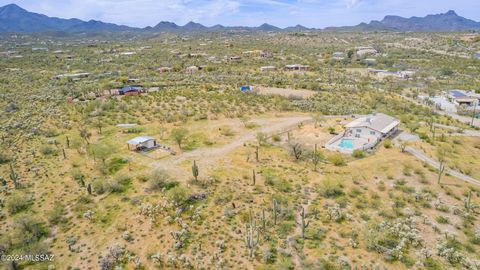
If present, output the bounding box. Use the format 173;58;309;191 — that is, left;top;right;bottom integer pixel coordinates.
12;214;49;246
168;186;188;205
328;153;346;166
272;134;282;142
319;179;344;198
0;152;11;164
92;175;130;194
435;216;449;224
106;157;128;174
48;203;67;225
263;169;292;192
352;150;365;158
6;193;32;214
40;145;58;156
220;126;235;137
383;139;392;149
148;169;178;190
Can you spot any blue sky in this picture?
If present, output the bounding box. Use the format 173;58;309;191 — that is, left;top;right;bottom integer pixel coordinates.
1;0;479;28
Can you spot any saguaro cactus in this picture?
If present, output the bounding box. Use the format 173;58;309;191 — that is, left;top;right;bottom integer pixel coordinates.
192;160;199;182
255;146;259;162
79;175;85;187
9;163;19;189
252;169;256;186
464;190;473;212
272;199;279;226
261;209;266;232
87;183;92;195
66;136;70;148
244;211;260;259
298;206;310;239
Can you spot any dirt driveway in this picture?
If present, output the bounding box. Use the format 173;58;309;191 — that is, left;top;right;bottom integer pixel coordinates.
147;116;313;179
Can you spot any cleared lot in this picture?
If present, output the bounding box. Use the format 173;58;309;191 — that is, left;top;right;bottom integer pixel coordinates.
254;86;317;99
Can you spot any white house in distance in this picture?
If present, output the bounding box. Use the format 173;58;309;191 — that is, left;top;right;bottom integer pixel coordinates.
127;136;157;151
447;90;480;108
326;113;400;153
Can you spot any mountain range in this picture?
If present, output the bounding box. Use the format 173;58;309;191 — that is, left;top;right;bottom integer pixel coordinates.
325;10;480;32
1;3;479;34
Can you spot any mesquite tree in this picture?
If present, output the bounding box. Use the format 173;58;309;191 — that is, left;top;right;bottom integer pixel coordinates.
290;142;303;160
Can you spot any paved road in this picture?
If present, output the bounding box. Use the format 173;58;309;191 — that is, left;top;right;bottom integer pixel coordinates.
394;130;480;187
404;146;480;187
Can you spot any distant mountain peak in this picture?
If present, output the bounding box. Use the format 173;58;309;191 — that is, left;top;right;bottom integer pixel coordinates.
184;21;205;27
445;10;457;16
1;3;25;11
0;3;28;15
258;23;280;31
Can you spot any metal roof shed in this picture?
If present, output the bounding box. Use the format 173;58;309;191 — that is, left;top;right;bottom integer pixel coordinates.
127;136;156;150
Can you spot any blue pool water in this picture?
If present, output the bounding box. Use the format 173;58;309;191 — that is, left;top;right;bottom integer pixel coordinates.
339;139;354;149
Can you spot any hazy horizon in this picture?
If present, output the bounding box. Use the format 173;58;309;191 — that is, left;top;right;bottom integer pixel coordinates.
1;0;479;28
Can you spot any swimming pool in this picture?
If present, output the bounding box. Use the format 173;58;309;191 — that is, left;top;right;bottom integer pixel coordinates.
339;139;354;149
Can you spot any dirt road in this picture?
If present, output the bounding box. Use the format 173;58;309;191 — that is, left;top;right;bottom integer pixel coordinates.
148;116;313;179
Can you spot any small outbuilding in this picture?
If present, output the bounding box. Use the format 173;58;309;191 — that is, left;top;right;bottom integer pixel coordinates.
127;136;157;151
119;86;143;96
284;64;310;71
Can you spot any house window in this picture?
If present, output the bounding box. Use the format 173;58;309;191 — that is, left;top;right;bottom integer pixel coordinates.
370;131;375;135
356;129;362;133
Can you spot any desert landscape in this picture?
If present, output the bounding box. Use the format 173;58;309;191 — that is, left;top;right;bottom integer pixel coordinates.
0;2;480;270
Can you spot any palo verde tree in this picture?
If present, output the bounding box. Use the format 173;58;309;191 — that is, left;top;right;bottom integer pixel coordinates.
171;128;189;150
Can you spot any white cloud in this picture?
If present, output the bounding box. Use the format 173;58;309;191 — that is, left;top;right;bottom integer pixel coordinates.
345;0;361;8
